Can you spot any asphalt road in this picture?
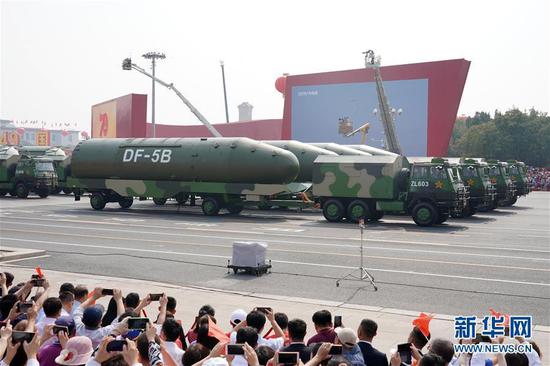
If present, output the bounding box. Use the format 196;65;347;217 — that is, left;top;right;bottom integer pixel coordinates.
1;192;549;324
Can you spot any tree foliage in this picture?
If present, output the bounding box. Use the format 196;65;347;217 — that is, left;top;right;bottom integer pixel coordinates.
448;109;550;167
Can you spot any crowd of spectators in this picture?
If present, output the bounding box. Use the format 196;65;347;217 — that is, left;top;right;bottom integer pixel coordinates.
0;272;543;366
527;168;550;191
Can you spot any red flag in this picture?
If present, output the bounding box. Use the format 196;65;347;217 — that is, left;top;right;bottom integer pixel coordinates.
412;312;434;338
489;308;510;327
207;317;230;343
35;267;44;278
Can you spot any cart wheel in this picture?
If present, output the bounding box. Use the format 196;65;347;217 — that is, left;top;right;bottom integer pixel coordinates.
374;286;378;291
233;268;238;274
336;281;340;287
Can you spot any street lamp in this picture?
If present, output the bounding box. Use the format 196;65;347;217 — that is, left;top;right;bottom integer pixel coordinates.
142;52;166;137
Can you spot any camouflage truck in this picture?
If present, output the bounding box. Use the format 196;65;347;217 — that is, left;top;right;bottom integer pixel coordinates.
484;159;517;206
312;155;468;226
67;137;316;215
0;146;58;198
16;146;73;194
507;160;530;200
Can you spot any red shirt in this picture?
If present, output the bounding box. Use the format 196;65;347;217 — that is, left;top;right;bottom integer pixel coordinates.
306;328;337;346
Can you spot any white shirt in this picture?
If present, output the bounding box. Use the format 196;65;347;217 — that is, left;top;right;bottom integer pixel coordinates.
73;306;119;348
517;340;542;366
164;341;185;366
230;331;284;351
470;343;493;366
36;317;56;336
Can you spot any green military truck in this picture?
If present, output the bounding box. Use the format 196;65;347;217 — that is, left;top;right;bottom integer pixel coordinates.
17;146;72;194
312;155;468;226
0;146;58;198
507;160;530;199
484;159;517;206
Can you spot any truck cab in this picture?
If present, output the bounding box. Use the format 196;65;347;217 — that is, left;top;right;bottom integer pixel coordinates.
454;158;497;213
485;160;517;206
13;156;58;198
507;160;530;197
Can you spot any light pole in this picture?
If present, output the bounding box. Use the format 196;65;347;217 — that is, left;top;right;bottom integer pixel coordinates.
142;52;166;137
220;60;229;123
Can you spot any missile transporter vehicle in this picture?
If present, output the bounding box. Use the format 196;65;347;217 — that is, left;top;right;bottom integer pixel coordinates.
0;146;58;198
17;146;73;194
484;159;517;206
312;156;469;226
450;158;497;214
506;160;530;198
67;137;317;215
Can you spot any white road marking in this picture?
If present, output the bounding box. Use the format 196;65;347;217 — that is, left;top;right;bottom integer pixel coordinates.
260;227;305;233
110;218;145;222
0;255;50;263
175;222;218;227
1;237;548;287
46;214;79;218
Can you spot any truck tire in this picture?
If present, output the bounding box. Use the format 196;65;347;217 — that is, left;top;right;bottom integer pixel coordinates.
346;200;369;223
412;202;439;227
436;211;449;224
370;210;384;221
90;193;106;210
323;199;345;222
202;197;220;216
504;196;518;206
37;189;49;198
118;197;134;209
175;193;189;205
0;191;6;196
15;183;29;199
62;188;72;195
153;197;167;205
227;204;244;215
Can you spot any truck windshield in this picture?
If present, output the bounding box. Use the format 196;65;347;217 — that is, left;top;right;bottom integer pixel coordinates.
489;166;499;176
430;166;446;179
509;165;519;175
36;162;54;171
462;166;478;178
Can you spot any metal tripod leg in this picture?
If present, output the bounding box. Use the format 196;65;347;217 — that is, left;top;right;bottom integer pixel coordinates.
336;267;377;291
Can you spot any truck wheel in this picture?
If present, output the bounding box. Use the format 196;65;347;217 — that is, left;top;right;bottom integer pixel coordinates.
37;189;49;198
346;200;369;223
90;193;106;210
412;202;439;227
62;188;72;195
52;187;61;194
370;210;384;221
436;211;449;224
0;191;6;196
118;197;134;209
202;197;220;216
153;197;167;205
15;183;29;199
227;204;244;215
505;196;518;206
323;199;345;222
175;193;189;205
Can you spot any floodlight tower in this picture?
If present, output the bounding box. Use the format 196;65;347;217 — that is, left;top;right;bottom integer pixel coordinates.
142;52;166;137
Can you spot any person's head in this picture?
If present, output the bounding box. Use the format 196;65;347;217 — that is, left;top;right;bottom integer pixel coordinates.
198;304;215;318
3;272;14;287
428;339;454;366
311;343;331;366
287;318;307;342
274;312;289;331
182;344;210;366
125;293;140;308
505;353;529;366
335;327;357;350
118;310;139;322
73;285;89;302
82;306;103;329
246;311;267;333
408;326;431;349
166;296;177;314
0;294;18;320
43;297;63;318
230;309;247;328
100;354;128;366
418;354;445;366
59;282;75;295
59;291;75;312
236;326;259;349
256;346;275;366
162;318;183;342
312;310;333;332
196;316;219;350
55;316;77;337
358;319;378;340
137;332;161;366
529;341;542;358
327;356;352;366
55;336;93;366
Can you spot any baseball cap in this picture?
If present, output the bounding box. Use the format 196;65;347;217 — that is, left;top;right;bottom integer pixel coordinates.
55;336;93;365
82;306;103;328
335;327;357;348
230;309;247;326
55;316;76;335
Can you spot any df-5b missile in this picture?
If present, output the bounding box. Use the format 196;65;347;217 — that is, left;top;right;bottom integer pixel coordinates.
309;143;372;156
70;137;300;184
262;140;337;182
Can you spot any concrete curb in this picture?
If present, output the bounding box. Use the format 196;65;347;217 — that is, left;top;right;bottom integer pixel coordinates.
0;246;47;262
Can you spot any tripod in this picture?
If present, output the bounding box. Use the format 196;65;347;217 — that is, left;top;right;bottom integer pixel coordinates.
336;219;378;291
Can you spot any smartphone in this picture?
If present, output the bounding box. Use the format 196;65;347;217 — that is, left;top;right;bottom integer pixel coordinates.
329;345;343;355
128;317;149;330
226;344;245;355
397;343;412;365
102;289;114;296
12;331;35;343
53;325;69;335
256;307;272;314
106;340;128;352
276;352;299;366
18;302;33;314
30;278;44;287
334;315;342;328
149;293;163;301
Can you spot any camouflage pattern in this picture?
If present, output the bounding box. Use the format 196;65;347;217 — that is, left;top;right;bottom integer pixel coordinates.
71;137;299;184
506;160;530;196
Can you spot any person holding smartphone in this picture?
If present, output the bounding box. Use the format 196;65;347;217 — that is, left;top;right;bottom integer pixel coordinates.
334;328;365;366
